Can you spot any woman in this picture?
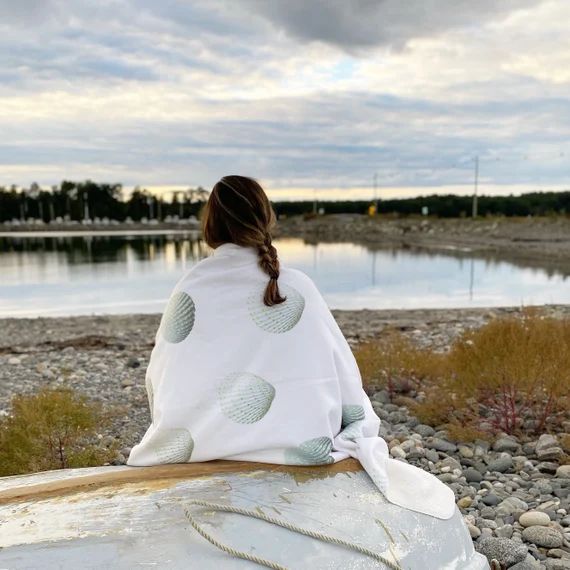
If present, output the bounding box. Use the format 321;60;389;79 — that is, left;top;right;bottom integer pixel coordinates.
126;175;455;520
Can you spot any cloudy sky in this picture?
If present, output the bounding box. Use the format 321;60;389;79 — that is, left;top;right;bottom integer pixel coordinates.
0;0;568;200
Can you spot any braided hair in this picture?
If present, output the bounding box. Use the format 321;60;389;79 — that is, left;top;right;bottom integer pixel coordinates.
200;175;287;306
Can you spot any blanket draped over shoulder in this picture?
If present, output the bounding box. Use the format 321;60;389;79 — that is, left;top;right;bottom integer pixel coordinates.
127;242;455;520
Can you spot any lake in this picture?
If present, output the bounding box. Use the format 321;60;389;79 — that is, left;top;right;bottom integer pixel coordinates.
0;231;567;317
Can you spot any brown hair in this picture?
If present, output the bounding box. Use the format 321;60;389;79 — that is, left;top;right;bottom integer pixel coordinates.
200;175;286;307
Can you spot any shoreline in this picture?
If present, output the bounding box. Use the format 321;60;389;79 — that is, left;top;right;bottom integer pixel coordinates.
275;214;570;272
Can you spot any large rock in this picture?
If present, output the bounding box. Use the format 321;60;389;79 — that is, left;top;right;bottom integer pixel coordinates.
510;555;543;569
536;434;563;461
464;467;483;483
496;497;528;517
414;424;435;437
519;511;551;527
510;555;542;569
521;526;563;548
487;455;513;473
481;494;501;506
426;437;457;453
556;465;570;479
545;560;570;570
537;461;559;474
475;537;528;567
493;436;520;453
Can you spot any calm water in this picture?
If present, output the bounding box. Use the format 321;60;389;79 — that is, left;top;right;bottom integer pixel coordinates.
0;231;568;317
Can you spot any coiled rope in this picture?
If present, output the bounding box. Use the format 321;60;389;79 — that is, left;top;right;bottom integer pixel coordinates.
183;499;402;570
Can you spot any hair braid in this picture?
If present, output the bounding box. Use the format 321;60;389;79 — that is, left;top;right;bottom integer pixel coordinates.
257;232;286;306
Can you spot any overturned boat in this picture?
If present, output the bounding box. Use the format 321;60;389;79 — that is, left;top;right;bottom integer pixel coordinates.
0;459;489;569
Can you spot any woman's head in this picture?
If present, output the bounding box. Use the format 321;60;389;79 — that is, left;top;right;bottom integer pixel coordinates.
200;175;286;307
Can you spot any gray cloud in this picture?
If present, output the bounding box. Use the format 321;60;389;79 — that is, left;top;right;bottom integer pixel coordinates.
237;0;540;51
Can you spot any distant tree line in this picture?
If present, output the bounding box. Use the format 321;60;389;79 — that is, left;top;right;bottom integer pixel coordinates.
0;181;568;223
0;180;209;223
274;190;570;218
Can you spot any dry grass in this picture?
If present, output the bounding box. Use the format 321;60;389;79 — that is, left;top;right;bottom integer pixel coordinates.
356;309;570;441
354;328;446;398
446;308;570;435
0;386;120;477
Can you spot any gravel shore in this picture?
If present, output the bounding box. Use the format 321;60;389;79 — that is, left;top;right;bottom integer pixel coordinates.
1;306;570;568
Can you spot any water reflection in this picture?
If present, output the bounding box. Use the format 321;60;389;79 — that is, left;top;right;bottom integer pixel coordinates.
0;233;568;317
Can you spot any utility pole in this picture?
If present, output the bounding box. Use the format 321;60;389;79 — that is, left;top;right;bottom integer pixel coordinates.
83;190;90;221
313;189;317;215
472;156;479;218
147;195;154;219
373;172;378;211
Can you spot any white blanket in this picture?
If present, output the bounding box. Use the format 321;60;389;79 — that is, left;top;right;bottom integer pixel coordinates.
127;242;456;519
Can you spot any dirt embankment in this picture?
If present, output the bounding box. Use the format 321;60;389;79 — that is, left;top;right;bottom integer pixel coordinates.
275;214;570;272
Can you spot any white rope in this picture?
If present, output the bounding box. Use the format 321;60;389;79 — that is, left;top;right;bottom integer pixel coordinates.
183;499;403;570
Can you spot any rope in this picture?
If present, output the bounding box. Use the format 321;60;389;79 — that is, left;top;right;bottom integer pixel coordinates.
183;499;403;570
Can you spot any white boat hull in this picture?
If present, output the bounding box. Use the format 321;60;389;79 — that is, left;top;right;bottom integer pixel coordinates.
0;459;489;569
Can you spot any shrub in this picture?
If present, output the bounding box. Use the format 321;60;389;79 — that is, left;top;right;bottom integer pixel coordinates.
358;310;570;440
410;384;459;427
446;310;570;435
355;328;446;399
0;386;119;477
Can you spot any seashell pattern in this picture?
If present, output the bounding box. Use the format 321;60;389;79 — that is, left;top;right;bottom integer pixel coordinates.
160;291;195;343
247;282;305;334
218;372;276;424
338;420;366;442
284;436;334;465
145;374;154;423
341;404;365;428
145;428;194;464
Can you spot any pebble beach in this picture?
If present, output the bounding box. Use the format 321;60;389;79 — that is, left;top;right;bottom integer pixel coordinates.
2;304;570;568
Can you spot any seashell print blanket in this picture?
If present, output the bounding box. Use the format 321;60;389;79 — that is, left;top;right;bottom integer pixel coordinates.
127;242;456;520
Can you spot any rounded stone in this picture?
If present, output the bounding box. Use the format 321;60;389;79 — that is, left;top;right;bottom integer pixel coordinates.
487;456;513;473
476;537;528;567
414;424;435;437
481;494;501;506
390;445;406;459
464;467;483;483
496;496;528;517
467;523;481;538
493;436;520;453
556;465;570;479
457;496;472;509
521;526;563;548
519;511;551;528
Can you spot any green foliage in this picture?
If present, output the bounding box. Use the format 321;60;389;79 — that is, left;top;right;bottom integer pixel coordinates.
272;191;570;218
0;387;119;477
1;182;569;222
0;180;208;222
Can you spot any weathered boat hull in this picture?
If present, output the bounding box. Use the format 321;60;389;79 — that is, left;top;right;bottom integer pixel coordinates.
0;459;489;569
